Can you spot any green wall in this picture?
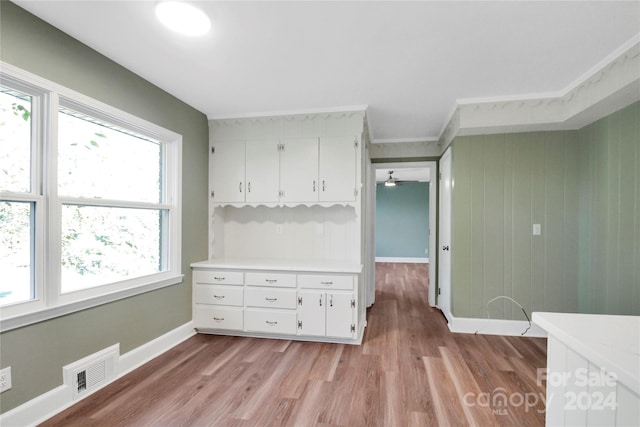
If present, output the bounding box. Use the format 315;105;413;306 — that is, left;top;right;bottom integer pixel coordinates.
0;2;208;413
376;182;429;258
578;102;640;315
450;102;640;320
451;132;580;320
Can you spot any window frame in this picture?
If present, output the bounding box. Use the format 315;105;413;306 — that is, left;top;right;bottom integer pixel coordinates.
0;62;183;332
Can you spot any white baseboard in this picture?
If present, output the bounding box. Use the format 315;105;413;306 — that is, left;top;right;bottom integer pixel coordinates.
444;312;547;338
0;321;195;427
375;257;429;264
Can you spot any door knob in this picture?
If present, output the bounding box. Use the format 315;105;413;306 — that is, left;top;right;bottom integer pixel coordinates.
442;245;450;251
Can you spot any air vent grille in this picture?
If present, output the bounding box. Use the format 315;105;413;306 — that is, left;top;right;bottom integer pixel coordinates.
64;344;119;400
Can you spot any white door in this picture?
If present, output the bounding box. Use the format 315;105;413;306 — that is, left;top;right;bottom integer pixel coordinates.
245;139;280;203
210;141;245;203
438;148;452;321
326;292;354;338
319;136;357;202
280;137;318;203
297;290;326;336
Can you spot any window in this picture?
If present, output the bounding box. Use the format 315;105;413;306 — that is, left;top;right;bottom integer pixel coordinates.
0;65;182;331
0;87;37;307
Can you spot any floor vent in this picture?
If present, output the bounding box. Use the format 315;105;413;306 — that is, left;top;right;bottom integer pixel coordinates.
63;344;119;400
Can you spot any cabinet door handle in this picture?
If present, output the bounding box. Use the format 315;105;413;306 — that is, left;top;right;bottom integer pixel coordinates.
313;180;316;192
322;180;326;191
248;182;251;193
321;281;333;285
265;297;278;302
265;279;277;284
213;294;225;299
265;320;278;326
239;182;242;193
213;317;225;321
214;276;225;281
319;297;323;306
329;296;333;307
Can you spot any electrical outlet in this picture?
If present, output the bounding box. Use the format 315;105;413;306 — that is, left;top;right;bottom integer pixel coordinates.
0;367;12;393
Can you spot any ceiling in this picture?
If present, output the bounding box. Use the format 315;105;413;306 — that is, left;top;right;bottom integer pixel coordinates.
13;1;640;142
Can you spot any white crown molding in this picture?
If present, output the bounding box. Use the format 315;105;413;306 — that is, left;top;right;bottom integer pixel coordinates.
208;105;368;121
438;35;640;152
371;136;439;144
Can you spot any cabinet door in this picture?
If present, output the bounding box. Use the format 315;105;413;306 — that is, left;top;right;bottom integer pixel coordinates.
211;141;245;203
319;136;357;202
280;138;319;203
326;293;354;338
245;139;280;203
297;290;326;336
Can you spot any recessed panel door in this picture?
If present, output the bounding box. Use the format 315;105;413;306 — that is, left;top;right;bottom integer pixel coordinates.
210;141;245;203
326;292;354;338
245;139;280;203
297;290;326;336
319;136;357;202
280;138;319;203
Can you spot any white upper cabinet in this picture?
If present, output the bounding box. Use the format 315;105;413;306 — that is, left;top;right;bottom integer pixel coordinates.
210;136;358;206
280;138;319;203
246;139;280;203
319;136;357;202
210;141;245;203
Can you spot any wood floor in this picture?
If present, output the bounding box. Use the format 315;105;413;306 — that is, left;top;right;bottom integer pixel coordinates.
41;263;547;426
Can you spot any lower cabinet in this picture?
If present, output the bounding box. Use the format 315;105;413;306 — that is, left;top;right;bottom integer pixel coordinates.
192;265;360;343
297;291;355;338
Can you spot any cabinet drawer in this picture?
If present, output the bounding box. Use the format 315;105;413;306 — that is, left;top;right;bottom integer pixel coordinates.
245;288;296;309
298;274;354;290
194;270;244;285
195;306;243;330
245;309;297;335
245;272;296;288
195;285;243;306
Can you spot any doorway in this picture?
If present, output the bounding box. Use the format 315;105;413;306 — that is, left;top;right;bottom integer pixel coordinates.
366;161;437;307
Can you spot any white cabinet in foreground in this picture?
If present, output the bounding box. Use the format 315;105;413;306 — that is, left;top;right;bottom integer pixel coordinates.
533;312;640;427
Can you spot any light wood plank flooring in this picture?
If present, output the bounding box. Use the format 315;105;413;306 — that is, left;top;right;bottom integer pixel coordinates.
41;263;547;426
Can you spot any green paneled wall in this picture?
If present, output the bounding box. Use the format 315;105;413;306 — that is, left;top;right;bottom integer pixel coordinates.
451;132;580;320
376;182;429;258
0;2;208;412
450;102;640;320
578;102;640;315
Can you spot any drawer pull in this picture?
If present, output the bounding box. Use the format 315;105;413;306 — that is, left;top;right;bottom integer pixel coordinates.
265;279;278;283
214;277;226;281
265;320;278;326
213;317;225;321
265;297;278;302
213;294;225;299
321;281;333;285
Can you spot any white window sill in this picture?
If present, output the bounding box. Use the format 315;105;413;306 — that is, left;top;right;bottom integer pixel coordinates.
0;275;184;333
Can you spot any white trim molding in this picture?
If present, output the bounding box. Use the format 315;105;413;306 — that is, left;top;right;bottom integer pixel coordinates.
0;322;195;427
437;35;640;151
443;312;547;338
375;257;429;264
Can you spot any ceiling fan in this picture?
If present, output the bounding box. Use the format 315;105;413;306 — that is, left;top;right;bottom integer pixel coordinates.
384;170;417;187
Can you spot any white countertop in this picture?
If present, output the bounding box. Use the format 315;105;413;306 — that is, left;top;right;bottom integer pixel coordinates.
533;312;640;395
191;258;363;274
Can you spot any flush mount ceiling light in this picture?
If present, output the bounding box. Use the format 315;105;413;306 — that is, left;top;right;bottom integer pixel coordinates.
155;1;211;36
